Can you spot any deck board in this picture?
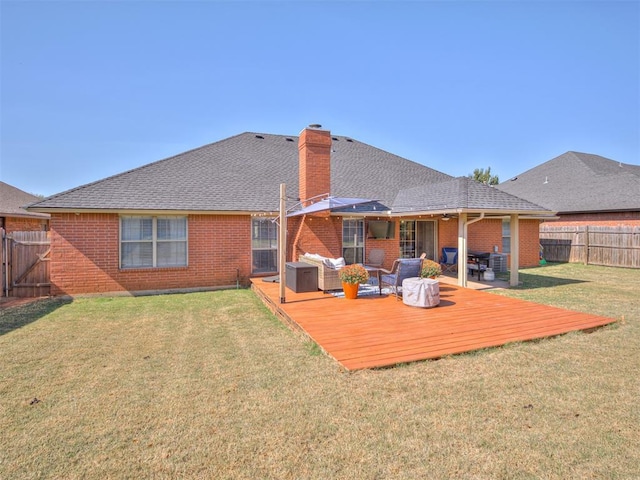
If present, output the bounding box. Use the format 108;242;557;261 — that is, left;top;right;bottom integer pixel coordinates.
251;279;616;370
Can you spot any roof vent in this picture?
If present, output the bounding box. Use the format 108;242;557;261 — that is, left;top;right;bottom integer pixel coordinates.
255;135;264;139
285;138;294;142
332;137;339;141
346;138;353;142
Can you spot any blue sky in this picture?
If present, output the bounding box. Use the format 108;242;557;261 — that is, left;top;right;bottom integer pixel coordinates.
1;0;638;197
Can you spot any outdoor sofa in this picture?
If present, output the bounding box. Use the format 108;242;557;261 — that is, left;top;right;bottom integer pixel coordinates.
298;253;346;291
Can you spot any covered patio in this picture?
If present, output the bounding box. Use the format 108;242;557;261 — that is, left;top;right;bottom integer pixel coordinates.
251;277;615;371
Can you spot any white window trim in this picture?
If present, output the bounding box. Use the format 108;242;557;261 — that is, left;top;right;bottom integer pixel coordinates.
502;218;511;254
251;217;279;274
120;215;188;269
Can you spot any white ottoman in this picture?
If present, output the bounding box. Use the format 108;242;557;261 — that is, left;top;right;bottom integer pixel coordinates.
402;277;440;308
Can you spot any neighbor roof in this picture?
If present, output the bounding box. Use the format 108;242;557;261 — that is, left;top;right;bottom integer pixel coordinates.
496;151;640;214
28;132;454;213
0;181;50;219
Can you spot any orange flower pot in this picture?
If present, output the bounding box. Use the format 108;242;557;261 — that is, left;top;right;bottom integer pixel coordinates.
342;282;359;299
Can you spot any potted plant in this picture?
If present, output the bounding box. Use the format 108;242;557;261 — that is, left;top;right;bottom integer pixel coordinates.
420;259;442;279
338;264;370;299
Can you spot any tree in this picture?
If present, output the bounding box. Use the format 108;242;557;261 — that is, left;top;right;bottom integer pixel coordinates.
470;166;499;185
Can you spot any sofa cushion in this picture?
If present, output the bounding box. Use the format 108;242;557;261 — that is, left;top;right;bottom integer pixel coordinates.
323;257;346;270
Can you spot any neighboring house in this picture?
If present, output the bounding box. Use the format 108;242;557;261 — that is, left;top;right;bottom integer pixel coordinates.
0;181;50;233
496;151;640;267
496;151;640;225
28;126;551;296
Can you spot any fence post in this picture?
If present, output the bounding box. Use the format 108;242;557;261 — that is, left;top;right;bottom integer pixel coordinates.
584;225;589;265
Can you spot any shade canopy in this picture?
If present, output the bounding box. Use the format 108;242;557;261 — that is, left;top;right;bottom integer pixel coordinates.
287;196;377;217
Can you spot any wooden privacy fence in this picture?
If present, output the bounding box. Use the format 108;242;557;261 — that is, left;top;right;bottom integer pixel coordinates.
540;225;640;268
1;230;51;298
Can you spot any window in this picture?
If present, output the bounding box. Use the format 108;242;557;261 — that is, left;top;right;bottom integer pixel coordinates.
502;219;511;254
399;220;416;258
252;218;278;274
120;216;187;268
342;219;364;264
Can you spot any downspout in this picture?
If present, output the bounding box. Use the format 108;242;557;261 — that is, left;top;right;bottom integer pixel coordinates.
459;212;485;288
465;212;485;229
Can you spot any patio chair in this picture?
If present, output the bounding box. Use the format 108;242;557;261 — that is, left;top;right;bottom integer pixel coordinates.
440;247;458;273
366;248;385;268
379;258;423;300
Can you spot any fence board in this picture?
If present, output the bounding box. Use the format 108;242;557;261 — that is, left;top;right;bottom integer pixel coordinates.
5;231;51;297
540;225;640;268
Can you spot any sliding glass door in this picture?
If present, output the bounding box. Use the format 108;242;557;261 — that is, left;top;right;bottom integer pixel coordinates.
400;220;436;259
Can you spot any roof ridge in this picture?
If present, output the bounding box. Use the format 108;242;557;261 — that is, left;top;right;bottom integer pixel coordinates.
568;151;640;177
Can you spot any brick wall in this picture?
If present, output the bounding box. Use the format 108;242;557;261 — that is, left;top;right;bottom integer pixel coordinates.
4;216;48;233
437;217;540;267
49;211;543;295
467;218;502;253
517;219;543;267
290;215;343;260
364;237;398;271
545;211;640;226
50;213;252;295
438;218;459;252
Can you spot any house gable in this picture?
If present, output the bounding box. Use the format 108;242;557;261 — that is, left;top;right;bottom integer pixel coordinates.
496;151;640;214
0;181;49;232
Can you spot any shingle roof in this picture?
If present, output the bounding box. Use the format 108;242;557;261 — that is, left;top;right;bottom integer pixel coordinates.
392;177;549;214
28;132;454;212
0;181;50;219
28;131;552;216
496;151;640;214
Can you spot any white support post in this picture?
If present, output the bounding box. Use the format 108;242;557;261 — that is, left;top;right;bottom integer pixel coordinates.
279;184;287;303
457;213;468;287
509;214;519;287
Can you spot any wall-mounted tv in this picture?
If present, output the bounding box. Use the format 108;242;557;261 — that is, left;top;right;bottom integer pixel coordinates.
368;220;395;239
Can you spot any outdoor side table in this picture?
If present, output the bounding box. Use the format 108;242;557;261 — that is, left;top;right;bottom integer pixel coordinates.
402;277;440;308
285;262;318;293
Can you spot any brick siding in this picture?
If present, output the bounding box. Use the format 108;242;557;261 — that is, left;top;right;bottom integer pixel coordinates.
49;212;542;295
3;216;48;233
438;217;540;267
517;219;543;267
544;211;640;226
290;215;343;260
49;213;252;295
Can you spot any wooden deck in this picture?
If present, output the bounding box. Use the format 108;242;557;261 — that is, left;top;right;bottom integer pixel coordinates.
251;279;616;371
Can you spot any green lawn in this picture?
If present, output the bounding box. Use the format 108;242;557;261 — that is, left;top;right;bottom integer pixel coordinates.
1;263;639;479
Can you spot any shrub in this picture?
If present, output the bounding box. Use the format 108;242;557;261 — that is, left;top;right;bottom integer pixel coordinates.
338;264;370;284
421;259;442;278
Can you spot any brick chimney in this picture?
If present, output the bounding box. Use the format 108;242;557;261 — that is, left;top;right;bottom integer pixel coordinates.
298;125;331;204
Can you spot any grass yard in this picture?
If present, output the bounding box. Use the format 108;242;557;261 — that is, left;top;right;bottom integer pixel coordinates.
1;263;639;479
